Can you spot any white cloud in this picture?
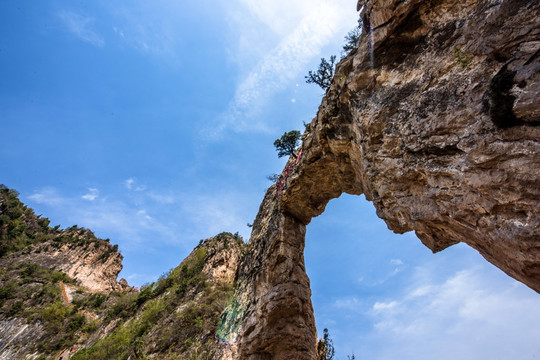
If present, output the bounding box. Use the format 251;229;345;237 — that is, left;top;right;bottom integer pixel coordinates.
147;192;176;204
362;267;540;359
237;0;310;36
357;258;406;287
103;1;187;60
125;178;135;190
74;199;178;249
113;27;125;39
125;272;155;286
211;0;358;135
81;188;99;201
407;285;432;298
137;210;152;220
25;186;179;251
24;185;252;254
57;0;357;136
58;10;104;47
333;297;362;310
27;188;64;206
124;178;146;191
372;300;398;312
180;192;252;240
389;258;405;276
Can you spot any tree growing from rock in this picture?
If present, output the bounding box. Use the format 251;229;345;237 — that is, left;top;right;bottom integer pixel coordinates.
317;328;335;360
305;56;336;90
342;24;362;56
266;174;280;182
273;130;301;158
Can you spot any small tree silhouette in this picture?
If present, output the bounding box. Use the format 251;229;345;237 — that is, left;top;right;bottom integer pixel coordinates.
317;328;335;360
342;25;362;55
273;130;301;158
266;174;281;182
305;56;336;90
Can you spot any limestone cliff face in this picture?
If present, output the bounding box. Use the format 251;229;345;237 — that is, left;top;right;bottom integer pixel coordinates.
233;189;315;359
0;231;244;360
0;227;127;292
72;234;245;360
0;186;128;292
220;0;540;358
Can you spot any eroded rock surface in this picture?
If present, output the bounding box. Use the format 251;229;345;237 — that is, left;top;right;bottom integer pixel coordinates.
0;318;45;360
234;189;316;359
221;0;540;358
0;227;127;292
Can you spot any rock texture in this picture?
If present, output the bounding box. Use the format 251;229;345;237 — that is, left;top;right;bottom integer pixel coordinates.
0;230;244;360
220;0;540;358
0;318;45;360
0;186;128;292
0;227;128;292
1;1;538;358
233;189;316;359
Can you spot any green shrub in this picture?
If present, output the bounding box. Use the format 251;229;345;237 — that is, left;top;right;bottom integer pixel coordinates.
454;47;471;69
71;326;132;360
67;313;86;331
105;292;138;320
40;301;71;330
87;293;106;308
8;300;23;316
81;319;100;333
0;281;16;302
342;23;362;55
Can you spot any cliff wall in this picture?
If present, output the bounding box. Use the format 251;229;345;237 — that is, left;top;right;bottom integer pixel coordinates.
0;227;127;293
1;0;538;358
220;0;540;358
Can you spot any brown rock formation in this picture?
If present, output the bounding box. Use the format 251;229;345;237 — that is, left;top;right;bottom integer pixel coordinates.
233;189;316;359
220;0;540;358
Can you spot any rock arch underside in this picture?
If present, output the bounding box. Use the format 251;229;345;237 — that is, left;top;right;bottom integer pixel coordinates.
217;0;540;359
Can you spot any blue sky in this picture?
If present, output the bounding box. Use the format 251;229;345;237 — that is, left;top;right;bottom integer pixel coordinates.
1;1;539;358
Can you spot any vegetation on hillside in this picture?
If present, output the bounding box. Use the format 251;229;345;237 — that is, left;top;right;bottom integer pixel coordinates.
72;235;243;360
0;186;123;357
0;186;245;359
0;262;98;354
0;184;119;259
0;185;54;256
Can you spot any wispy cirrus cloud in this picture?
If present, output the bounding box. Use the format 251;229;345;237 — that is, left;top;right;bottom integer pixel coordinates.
177;191;253;241
27;187;64;206
211;0;358;135
25;183;252;249
58;10;104;47
103;0;198;61
26;186;176;248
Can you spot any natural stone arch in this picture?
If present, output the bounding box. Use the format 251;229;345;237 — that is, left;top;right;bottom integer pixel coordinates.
218;0;540;359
